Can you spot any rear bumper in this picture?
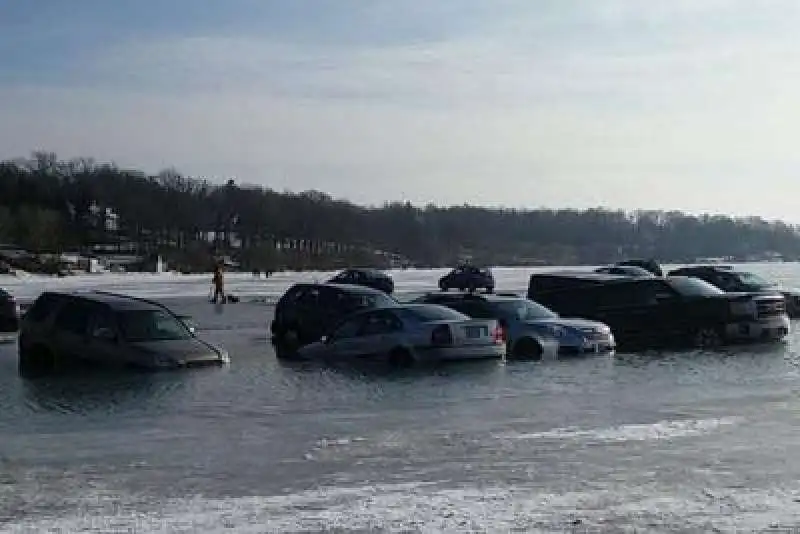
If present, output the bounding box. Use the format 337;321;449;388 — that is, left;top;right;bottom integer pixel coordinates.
416;343;506;362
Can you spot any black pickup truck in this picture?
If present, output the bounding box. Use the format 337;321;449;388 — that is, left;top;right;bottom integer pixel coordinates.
528;273;789;350
667;265;800;318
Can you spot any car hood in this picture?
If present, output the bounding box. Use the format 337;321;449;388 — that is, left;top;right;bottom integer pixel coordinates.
525;317;609;332
130;338;220;361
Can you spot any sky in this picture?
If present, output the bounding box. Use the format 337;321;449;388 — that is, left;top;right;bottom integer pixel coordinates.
2;0;800;221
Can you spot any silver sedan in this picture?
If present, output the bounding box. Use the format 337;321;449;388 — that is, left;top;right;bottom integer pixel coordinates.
297;304;507;366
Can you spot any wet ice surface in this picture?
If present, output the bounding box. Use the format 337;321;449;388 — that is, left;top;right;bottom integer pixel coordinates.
1;265;800;531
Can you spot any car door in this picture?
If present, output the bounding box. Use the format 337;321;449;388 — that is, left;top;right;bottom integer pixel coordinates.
85;307;126;367
325;315;368;359
50;299;94;366
351;309;405;357
589;284;653;346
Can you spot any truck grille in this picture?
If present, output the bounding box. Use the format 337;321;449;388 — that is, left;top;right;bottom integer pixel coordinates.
757;299;786;318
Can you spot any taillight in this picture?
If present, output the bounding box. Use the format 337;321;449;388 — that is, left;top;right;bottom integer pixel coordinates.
431;325;453;346
492;325;506;344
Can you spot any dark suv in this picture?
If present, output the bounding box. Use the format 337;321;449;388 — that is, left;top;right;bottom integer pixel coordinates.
529;273;789;349
328;268;394;294
439;265;495;293
18;291;230;376
271;283;398;347
667;265;800;318
0;288;20;332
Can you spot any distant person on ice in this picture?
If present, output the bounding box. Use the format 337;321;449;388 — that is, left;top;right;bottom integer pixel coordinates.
212;263;225;304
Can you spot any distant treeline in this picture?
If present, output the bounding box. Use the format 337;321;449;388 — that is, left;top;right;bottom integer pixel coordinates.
1;151;799;270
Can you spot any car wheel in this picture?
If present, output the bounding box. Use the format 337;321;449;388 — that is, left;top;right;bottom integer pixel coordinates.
693;327;723;349
513;338;543;361
388;348;414;368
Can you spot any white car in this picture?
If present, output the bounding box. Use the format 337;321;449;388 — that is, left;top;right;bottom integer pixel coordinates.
297;304;507;366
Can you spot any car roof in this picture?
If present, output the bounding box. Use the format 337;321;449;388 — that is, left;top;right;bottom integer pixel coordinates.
425;292;522;302
293;282;390;296
342;268;389;276
40;290;165;311
669;265;734;272
531;271;632;282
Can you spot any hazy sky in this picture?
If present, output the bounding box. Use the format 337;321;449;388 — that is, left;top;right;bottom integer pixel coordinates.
2;1;800;220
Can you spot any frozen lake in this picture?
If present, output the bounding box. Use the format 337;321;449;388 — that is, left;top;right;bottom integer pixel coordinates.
2;264;800;531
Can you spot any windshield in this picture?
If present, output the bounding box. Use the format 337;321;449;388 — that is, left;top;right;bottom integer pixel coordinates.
493;299;558;320
667;277;725;297
402;305;468;322
737;271;774;289
118;310;193;342
348;291;397;308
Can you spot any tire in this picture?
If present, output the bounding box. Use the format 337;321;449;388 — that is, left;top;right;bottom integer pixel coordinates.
513;338;543;361
388;348;414;368
693;327;723;349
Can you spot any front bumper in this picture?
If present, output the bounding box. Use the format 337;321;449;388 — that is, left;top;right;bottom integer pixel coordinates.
559;333;616;355
724;315;790;342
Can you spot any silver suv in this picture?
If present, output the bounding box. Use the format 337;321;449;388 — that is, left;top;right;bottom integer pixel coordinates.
18;291;229;376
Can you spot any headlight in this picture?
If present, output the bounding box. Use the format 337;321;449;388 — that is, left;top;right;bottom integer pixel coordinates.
217;348;231;364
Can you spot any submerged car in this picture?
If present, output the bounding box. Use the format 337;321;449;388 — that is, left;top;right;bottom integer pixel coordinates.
667;265;800;318
439;265;495;293
271;282;399;348
297;304;506;366
529;273;789;350
415;292;615;360
327;268;394;294
18;291;229;376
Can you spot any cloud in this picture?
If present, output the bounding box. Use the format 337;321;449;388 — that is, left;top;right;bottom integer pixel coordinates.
3;1;800;220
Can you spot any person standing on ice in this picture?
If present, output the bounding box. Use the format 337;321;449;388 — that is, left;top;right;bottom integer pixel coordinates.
211;263;225;304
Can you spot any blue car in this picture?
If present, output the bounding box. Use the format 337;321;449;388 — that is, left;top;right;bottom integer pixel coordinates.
414;292;616;360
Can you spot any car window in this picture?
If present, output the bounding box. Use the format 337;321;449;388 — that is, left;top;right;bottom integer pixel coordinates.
667;277;725;297
53;300;92;335
359;310;403;336
736;271;773;290
449;300;494;319
295;287;321;306
400;305;469;322
330;316;365;341
492;299;558;320
89;308;117;338
117;310;193;342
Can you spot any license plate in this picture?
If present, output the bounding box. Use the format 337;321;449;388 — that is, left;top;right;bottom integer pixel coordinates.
464;326;487;339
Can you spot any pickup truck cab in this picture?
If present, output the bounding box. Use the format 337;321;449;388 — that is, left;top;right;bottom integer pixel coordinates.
528;273;789;350
667;265;800;318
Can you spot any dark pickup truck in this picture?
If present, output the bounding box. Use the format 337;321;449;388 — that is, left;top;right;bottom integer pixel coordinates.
667;265;800;318
528;273;789;349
